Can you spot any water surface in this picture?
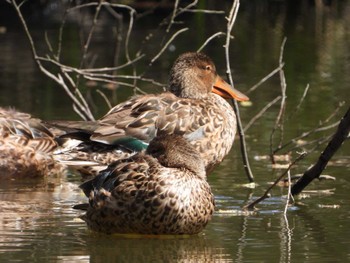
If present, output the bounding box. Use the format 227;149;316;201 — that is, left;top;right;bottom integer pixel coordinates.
0;1;349;262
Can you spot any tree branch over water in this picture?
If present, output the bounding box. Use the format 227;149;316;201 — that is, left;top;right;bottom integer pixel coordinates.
10;1;230;119
224;0;254;183
272;102;345;156
291;106;350;195
270;37;287;164
10;0;95;121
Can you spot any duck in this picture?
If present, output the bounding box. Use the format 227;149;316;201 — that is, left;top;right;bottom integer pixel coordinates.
74;133;215;235
55;52;249;175
0;107;65;178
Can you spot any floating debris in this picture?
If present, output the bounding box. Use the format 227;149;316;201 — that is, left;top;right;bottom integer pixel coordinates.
216;209;257;216
318;204;340;209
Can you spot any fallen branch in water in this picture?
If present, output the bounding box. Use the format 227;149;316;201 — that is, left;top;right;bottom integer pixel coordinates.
291;106;350;196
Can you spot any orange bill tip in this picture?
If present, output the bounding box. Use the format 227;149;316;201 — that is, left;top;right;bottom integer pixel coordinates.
212;76;249;102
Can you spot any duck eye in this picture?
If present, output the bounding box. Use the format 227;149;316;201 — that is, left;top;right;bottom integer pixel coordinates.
205;65;212;71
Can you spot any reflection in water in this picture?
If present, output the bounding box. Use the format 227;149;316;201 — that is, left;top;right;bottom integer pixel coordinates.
235;216;249;263
0;176;235;262
279;214;293;263
86;235;231;263
0;172;349;261
0;177;83;250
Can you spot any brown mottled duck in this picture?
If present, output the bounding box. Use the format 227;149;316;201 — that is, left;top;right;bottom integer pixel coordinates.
75;134;215;235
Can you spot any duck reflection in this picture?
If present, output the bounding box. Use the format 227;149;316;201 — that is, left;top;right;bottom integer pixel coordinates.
85;234;232;263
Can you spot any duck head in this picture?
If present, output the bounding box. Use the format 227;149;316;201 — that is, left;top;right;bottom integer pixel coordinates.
146;133;206;179
169;52;249;101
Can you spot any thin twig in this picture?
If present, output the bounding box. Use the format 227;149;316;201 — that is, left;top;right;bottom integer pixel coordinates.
247;63;284;94
273;121;339;155
178;0;198;13
272;102;345;155
56;74;90;119
104;5;123;78
79;1;102;69
75;0;103;92
123;6;136;63
11;0;39;60
324;101;345;123
243;152;306;211
179;9;225;14
302;134;334;154
44;31;54;54
149;27;189;66
68;2;136;13
166;0;180;33
244;96;281;132
288;83;310;119
83;76;139;89
36;56;161;85
224;0;254;183
65;54;145;73
10;0;94;120
96;89;112;109
11;0;94;120
270;37;287;164
56;0;72;60
197;32;225;52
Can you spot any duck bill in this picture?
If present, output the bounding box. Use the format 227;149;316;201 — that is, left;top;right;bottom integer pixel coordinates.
212;76;249;101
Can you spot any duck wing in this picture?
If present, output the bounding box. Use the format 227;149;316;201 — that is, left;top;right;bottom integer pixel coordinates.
78;154;153;198
91;93;208;145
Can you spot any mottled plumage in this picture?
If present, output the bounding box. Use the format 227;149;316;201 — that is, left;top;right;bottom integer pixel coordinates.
75;134;215;235
0;108;65;178
57;52;249;174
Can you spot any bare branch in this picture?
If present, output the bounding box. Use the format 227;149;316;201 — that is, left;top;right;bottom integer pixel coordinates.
243;152;306;211
273;102;345;155
149;27;189;65
166;0;180;33
56;0;72;60
273;121;339;155
96;90;112;109
197;32;225;52
244;96;281;132
123;6;136;63
179;0;198;12
247;63;284;94
68;55;145;73
224;0;254;183
270;37;287;163
56;74;92;120
79;1;103;69
10;0;95;120
290;83;310;118
179;9;225;14
44;31;54;54
291;106;350;195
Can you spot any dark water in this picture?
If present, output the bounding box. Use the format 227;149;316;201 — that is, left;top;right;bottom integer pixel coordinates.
0;1;350;262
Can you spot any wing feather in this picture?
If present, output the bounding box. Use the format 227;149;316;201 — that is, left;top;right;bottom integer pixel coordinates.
92;93;210;144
